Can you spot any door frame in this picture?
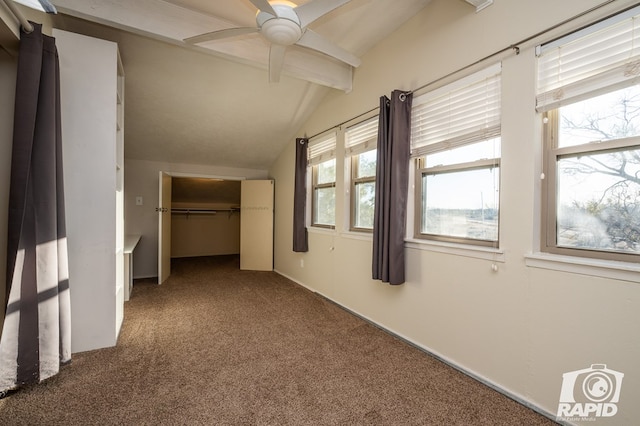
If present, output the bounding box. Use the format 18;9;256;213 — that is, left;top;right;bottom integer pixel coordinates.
157;172;246;283
158;171;171;284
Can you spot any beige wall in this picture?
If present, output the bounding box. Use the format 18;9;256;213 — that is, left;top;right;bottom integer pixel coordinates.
124;158;267;278
171;205;241;258
270;0;640;423
0;0;55;322
0;49;16;318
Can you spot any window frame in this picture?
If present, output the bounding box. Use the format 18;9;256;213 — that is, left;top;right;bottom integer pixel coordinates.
308;132;337;229
541;109;640;263
414;153;501;247
349;150;377;232
344;116;379;233
311;158;336;229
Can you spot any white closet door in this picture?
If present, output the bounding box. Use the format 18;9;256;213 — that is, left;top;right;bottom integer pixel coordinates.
240;180;274;271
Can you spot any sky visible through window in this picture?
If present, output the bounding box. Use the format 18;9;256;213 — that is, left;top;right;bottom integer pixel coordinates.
423;139;500;210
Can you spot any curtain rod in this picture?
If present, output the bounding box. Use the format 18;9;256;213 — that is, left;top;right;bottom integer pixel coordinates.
305;106;379;140
306;0;623;141
1;0;34;33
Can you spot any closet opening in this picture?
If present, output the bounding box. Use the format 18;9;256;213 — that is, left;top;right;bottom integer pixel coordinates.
158;173;274;283
170;177;241;260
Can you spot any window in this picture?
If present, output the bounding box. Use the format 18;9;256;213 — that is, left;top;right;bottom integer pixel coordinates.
411;63;502;247
538;7;640;262
309;133;337;228
345;117;378;231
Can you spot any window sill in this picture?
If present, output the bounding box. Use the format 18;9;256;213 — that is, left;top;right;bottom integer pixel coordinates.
308;226;336;236
524;252;640;283
339;230;373;241
405;239;505;262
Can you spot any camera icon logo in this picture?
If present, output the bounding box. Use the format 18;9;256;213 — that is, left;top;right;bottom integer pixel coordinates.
557;364;624;420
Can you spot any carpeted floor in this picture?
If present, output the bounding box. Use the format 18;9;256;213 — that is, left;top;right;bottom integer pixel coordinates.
0;255;555;425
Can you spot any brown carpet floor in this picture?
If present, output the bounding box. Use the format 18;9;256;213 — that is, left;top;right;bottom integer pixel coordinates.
0;255;555;425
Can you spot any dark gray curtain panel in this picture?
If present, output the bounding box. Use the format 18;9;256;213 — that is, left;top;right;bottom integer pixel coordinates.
0;23;71;395
293;138;309;252
372;90;413;285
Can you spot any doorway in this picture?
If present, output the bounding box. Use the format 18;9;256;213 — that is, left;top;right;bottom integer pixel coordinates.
157;173;273;283
171;177;242;258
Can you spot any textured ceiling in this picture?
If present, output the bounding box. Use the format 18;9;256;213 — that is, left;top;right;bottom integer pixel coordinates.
48;0;433;170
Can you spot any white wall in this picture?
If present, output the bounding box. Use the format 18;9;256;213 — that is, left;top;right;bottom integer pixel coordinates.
270;0;640;424
124;158;267;278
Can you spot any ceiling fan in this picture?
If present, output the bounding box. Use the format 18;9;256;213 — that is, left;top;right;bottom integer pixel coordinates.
184;0;361;83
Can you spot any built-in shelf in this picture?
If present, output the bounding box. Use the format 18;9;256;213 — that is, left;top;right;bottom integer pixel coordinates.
53;29;126;353
123;235;141;301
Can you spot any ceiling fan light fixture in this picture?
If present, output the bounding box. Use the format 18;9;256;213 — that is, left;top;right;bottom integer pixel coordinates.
256;2;303;46
261;19;302;45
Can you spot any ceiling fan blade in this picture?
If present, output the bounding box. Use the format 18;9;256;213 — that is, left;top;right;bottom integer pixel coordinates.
296;29;361;68
184;27;259;44
294;0;352;28
250;0;277;17
269;44;287;83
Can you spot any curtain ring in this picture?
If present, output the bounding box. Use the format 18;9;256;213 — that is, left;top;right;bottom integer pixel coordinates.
398;93;407;102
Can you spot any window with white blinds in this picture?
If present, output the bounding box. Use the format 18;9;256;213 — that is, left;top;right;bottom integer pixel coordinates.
345;117;379;232
308;132;337;166
539;6;640;263
410;63;502;157
345;117;378;155
536;5;640;112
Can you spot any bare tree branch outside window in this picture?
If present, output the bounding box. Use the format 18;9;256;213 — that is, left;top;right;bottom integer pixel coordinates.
557;87;640;254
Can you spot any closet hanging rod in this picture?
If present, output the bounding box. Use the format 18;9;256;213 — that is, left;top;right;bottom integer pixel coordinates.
2;0;34;33
171;208;240;214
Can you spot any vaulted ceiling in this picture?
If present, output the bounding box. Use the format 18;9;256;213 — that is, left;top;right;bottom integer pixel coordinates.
42;0;438;170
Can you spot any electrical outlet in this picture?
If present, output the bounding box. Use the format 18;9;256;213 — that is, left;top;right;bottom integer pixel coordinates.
136;196;143;206
300;259;304;268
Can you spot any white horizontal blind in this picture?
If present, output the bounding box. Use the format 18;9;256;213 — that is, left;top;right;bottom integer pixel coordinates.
308;132;336;166
345;117;378;156
12;0;56;13
411;63;501;157
537;6;640;112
